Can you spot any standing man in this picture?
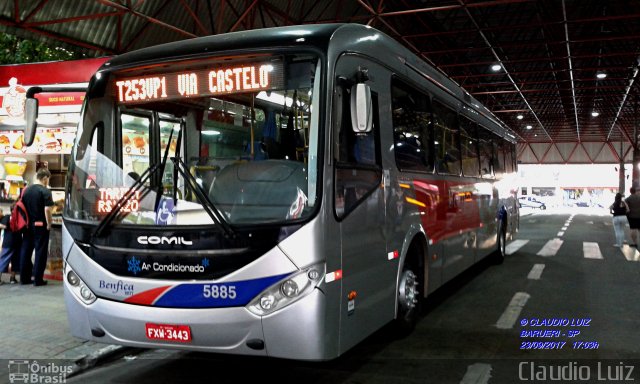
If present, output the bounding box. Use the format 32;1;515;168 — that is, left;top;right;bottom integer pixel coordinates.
625;186;640;247
0;205;21;284
19;168;54;286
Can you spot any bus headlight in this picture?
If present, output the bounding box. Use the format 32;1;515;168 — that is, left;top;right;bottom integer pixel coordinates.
281;280;299;297
67;270;80;286
260;295;276;310
247;264;323;316
65;266;97;305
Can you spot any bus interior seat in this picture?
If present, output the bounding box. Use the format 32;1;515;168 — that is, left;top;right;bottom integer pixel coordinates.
190;164;219;191
209;160;307;222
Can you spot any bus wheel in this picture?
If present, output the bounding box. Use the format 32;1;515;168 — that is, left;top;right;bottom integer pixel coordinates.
492;222;507;264
395;263;420;334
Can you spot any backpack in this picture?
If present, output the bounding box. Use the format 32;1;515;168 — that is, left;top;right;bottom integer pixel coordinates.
9;190;28;232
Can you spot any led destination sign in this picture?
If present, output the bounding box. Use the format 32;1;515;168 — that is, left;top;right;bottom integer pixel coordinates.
115;61;284;104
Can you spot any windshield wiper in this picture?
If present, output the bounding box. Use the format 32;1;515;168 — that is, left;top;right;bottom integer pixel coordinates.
93;123;235;239
94;120;183;239
153;124;177;212
92;163;161;238
171;156;236;238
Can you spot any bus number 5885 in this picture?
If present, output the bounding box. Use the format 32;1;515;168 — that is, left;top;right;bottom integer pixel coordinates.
203;284;237;299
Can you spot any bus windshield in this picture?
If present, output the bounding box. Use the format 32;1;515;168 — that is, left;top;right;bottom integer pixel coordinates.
65;53;321;227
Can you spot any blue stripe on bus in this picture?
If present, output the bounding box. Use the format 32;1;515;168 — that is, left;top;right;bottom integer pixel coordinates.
152;273;291;308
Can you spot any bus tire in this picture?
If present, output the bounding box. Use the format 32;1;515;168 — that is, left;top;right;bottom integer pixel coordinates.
492;221;507;264
394;253;422;335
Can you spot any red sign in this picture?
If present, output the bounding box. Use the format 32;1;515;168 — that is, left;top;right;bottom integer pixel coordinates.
0;57;108;85
115;61;284;104
39;92;86;107
0;57;109;115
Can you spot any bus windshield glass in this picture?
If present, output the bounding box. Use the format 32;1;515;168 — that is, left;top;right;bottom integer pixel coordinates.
65;53;321;227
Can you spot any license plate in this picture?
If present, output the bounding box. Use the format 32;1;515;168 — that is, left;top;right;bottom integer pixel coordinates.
145;323;192;343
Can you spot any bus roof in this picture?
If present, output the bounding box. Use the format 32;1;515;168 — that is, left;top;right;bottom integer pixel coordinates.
98;23;515;142
101;23;346;70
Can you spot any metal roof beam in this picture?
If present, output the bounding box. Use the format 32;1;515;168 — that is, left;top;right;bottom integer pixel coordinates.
0;20;116;54
472;85;632;94
405;12;640;39
569;0;614;143
22;12;122;27
423;33;640;57
457;0;552;141
439;51;640;68
22;0;50;24
452;66;636;79
121;0;175;52
355;0;440;69
606;66;640;141
178;0;209;35
228;0;259;32
260;1;301;25
98;0;198;38
376;0;534;18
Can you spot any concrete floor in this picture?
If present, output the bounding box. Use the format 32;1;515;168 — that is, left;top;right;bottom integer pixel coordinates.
61;208;640;383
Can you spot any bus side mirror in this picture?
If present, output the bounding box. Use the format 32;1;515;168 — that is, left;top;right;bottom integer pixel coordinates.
350;83;372;134
24;85;86;147
24;97;39;147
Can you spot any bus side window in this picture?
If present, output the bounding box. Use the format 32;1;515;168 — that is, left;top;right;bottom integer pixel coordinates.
494;138;512;177
460;117;479;177
506;142;516;173
391;80;432;172
493;141;504;178
334;85;382;219
432;100;460;175
335;89;380;166
478;126;495;178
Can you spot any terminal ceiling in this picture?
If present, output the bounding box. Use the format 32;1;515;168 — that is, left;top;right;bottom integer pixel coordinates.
1;0;639;164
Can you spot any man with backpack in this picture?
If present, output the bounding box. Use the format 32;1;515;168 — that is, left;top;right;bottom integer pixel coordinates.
19;168;54;286
0;205;21;284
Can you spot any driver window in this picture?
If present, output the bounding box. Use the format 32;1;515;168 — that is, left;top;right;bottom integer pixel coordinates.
159;119;181;195
334;83;381;219
121;113;151;183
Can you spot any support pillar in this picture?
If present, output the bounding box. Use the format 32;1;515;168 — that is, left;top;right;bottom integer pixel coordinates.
634;148;640;190
633;96;639;189
619;158;626;194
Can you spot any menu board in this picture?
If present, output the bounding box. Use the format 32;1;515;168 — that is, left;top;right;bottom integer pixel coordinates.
122;133;149;155
0;128;74;155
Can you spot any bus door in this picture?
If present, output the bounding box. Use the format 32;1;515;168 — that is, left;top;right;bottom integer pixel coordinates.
334;55;396;351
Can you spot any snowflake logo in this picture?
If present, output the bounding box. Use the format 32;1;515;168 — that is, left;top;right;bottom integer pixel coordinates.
127;256;142;275
201;258;210;268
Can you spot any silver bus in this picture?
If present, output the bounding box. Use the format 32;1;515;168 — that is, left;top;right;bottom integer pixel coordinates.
25;23;519;360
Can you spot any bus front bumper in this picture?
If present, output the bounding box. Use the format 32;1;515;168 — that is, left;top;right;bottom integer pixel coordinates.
64;284;329;359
